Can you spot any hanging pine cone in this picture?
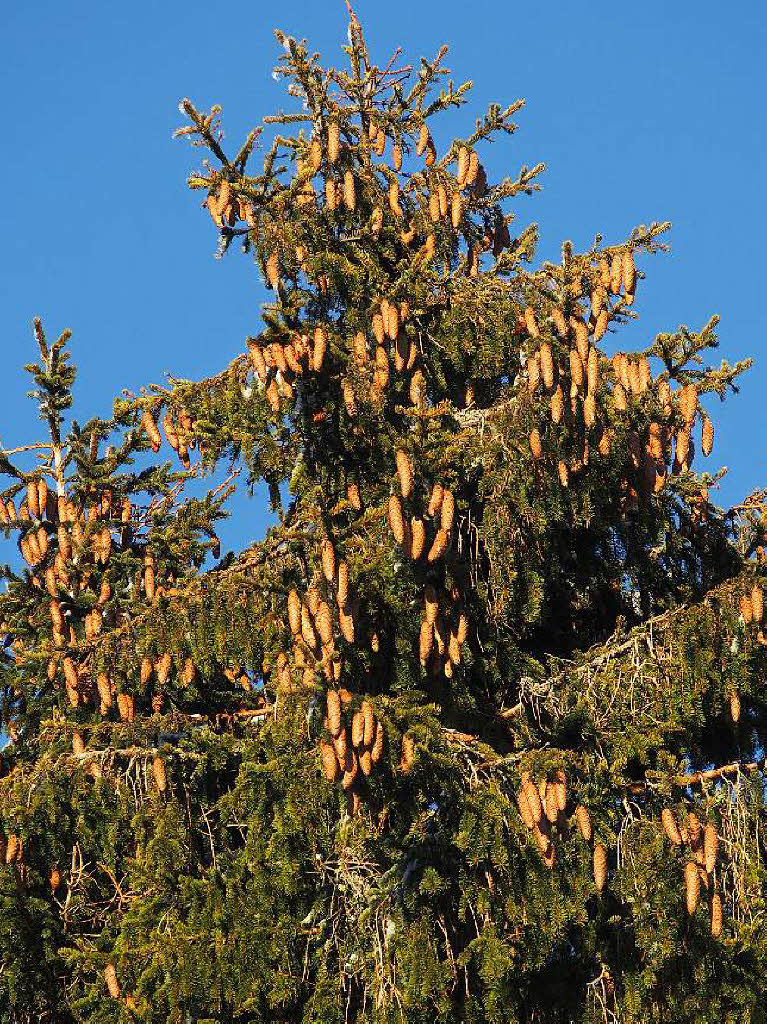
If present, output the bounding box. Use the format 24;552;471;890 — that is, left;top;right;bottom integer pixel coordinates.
622;250;636;294
326;689;342;737
551;307;568;338
441;490;455;532
679;383;697;424
339;605;355;643
522;778;542;824
593;843;607;891
320;740;339;782
427;528;448;563
388;495;405;545
573;802;589;843
704;823;718;874
427;483;444;517
336;561;349;608
401;733;416;774
328;122;340;164
540;342;554;388
702;416;714;456
153;755;168;793
419;620;434;665
545;783;559;825
395;450;413;498
104;965;120;999
569;349;584;388
316;602;333;646
609;253;622;294
594;309;608;341
684;860;700;914
729;689;741;723
557;461;569;487
343;170;355;211
740;592;754;623
550;386;564;424
529;429;543;460
524;306;539;339
662;807;682;846
456;146;469;185
410;518;425;560
752;584;764;623
313;326;327;372
371;720;385;763
288;590;301;635
424;585;439;625
96;672;112;713
553;769;567;811
142;409;161;452
527;352;541;393
416;124;430;157
710;891;722;937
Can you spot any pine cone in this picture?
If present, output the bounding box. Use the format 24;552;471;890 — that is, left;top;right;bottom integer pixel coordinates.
326;690;342;737
440;490;455;532
312;327;327;372
104;965;120;999
557;461;569;487
427;483;444;517
427;528;448;563
752;584;764;623
522;778;542;824
410;518;425;560
316;602;333;646
524;306;540;339
593;843;607;891
529;429;543;460
729;689;741;723
288;590;301;635
594;309;608;341
401;733;416;774
554;769;567;811
320;740;339;782
142;409;161;452
710;891;722;937
622;250;636;294
424;585;439;625
456;146;469;186
327;122;340;164
419;620;434;665
396;450;413;498
550;386;564;424
416;124;430;157
575;805;592;843
545;783;559;825
388;495;405;544
662;807;682;846
702;416;714;457
336;561;349;608
704;823;718;874
609;253;622;294
740;592;754;623
540;342;554;389
679;383;697;424
343;170;355;211
583;393;596;428
339;605;355;643
371;720;385;763
684;860;700;914
153;756;168;792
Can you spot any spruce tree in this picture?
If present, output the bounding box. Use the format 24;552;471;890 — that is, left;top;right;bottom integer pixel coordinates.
1;14;766;1023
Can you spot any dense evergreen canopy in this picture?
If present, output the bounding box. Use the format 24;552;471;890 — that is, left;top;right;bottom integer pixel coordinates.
1;15;766;1023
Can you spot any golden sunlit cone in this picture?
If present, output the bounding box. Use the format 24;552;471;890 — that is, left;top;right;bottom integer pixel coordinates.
104;965;120;999
141;409;161;452
371;719;385;762
326;689;342;737
679;383;697;424
622;250;636;293
524;306;539;339
557;460;569;487
740;592;753;623
266;250;279;289
153;755;168;792
522;778;542;824
440;490;455;532
457;146;469;185
593;843;607;891
684;860;700;914
288;589;301;635
321;539;336;584
594;309;608;341
540;343;554;388
550;386;564;424
466;150;479;185
336;560;349;608
325;179;338;210
545;783;559;825
609;253;622;294
410;518;425;560
752;584;764;623
328;122;340;164
416;124;430;157
587;347;599;394
529;429;543;460
584;393;596;428
316;602;333;646
704;823;718;874
702;416;714;457
569;349;583;387
711;892;722;937
388;494;405;544
662;807;682;846
528;352;541;393
313;326;327;371
343;170;355;211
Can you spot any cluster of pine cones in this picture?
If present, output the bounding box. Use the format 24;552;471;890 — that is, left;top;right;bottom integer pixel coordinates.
318;688;385;815
661;807;722;935
516;770;606;885
141;404;195;469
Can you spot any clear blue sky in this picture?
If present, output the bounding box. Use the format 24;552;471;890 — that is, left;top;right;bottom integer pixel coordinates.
1;1;765;554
